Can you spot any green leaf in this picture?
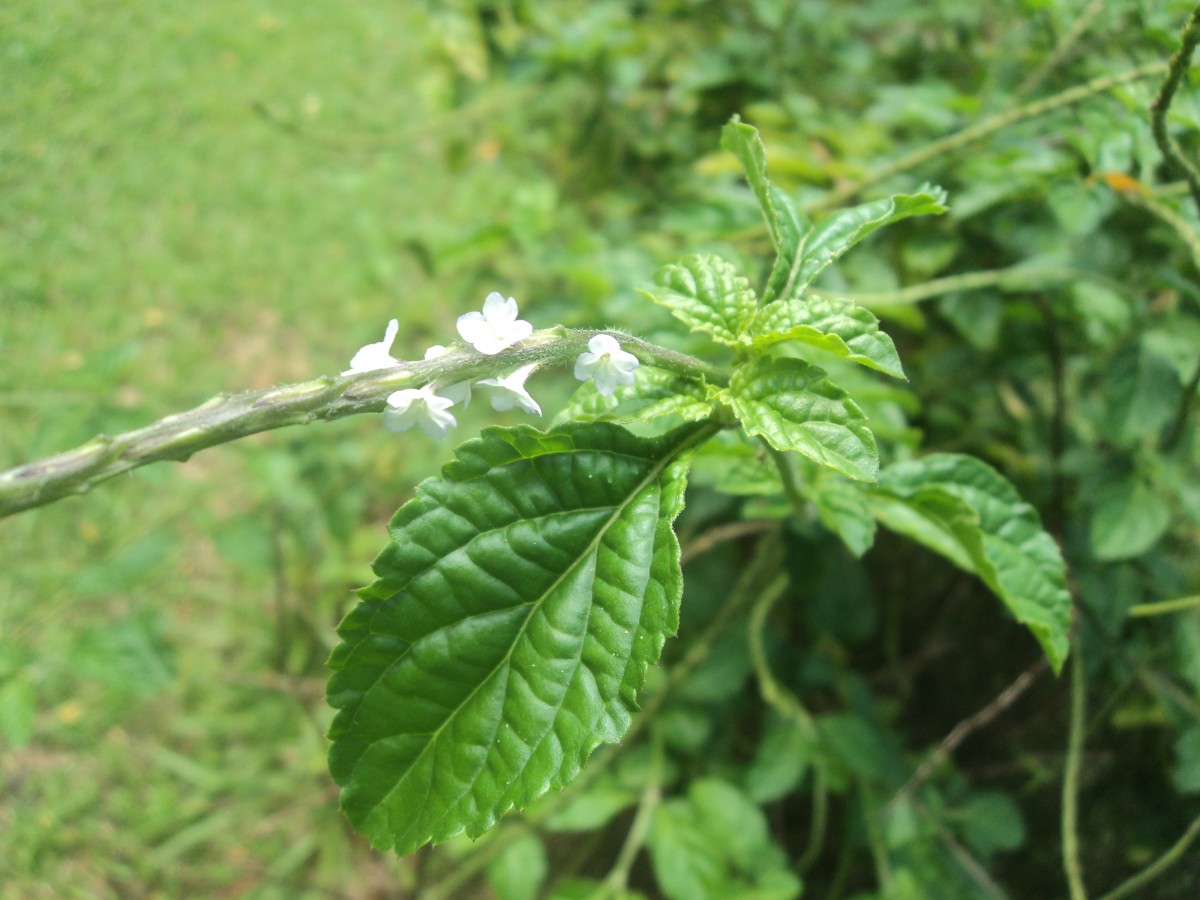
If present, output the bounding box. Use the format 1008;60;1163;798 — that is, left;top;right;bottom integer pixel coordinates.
641;254;758;344
691;431;782;497
958;791;1025;856
487;831;548;900
744;718;814;803
1090;475;1171;561
557;366;716;428
1102;341;1182;446
729;357;879;482
749;295;905;378
327;422;711;854
649;780;801;900
868;454;1072;673
789;189;948;297
720;118;809;303
804;468;877;557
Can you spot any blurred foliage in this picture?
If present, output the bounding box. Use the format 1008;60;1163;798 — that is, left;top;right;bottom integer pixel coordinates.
2;0;1200;897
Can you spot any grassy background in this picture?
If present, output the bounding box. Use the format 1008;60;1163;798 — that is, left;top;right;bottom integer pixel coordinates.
1;3;554;894
5;1;1200;897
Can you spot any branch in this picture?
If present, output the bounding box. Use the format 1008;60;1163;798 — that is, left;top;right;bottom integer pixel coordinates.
0;328;725;520
814;61;1166;211
1062;638;1089;900
1150;3;1200;217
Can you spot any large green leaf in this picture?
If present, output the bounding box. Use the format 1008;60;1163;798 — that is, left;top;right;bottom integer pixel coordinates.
720;119;808;304
327;422;710;854
749;295;906;378
556;366;716;427
788;189;948;297
868;454;1072;672
729;357;879;482
641;254;758;345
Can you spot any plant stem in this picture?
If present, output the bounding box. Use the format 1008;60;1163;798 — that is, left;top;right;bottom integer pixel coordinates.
1013;0;1108;101
814;61;1165;211
1062;637;1089;900
888;657;1048;811
0;328;723;520
1128;594;1200;618
602;729;663;895
1098;813;1200;900
807;266;1102;309
1150;2;1200;217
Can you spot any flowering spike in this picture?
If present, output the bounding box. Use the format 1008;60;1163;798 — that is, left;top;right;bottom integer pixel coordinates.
456;292;533;355
574;334;639;397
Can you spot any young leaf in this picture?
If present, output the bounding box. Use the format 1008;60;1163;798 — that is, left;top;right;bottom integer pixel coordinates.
749;295;906;379
719;118;809;304
640;254;758;345
327;421;712;854
788;189;948;297
868;454;1072;672
729;357;879;482
556;366;716;427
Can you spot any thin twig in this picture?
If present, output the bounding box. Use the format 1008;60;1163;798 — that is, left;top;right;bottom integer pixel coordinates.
1098;813;1200;900
1063;638;1088;900
680;519;776;567
1014;0;1108;101
747;569;833;874
1129;594;1200;618
807;266;1104;309
936;823;1012;899
1149;3;1200;216
602;730;664;895
814;61;1165;211
889;658;1048;810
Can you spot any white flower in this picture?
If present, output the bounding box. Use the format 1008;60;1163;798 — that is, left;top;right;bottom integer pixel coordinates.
344;319;402;375
476;363;542;416
574;333;639;397
456;292;533;355
383;385;457;438
424;344;472;408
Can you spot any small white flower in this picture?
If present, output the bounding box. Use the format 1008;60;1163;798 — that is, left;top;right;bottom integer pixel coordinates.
344;319;402;375
424;344;472;408
574;333;639;397
476;363;542;416
456;292;533;355
383;385;457;439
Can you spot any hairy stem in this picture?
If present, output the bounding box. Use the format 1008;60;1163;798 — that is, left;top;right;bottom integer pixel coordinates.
814;61;1165;211
0;328;724;520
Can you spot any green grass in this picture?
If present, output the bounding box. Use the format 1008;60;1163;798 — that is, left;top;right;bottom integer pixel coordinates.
0;2;568;893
